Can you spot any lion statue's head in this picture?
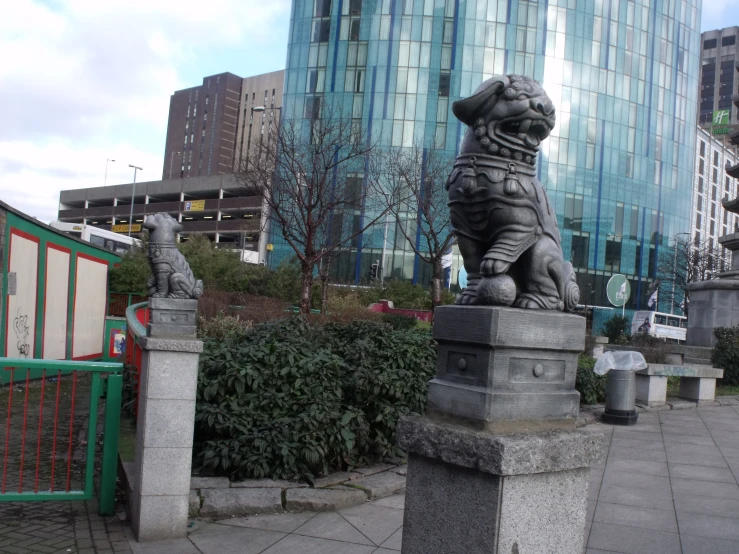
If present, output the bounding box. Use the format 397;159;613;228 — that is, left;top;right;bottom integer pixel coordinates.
453;75;555;162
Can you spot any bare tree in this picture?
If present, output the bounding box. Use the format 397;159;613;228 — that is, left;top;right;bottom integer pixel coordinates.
235;104;398;316
657;235;730;316
377;145;456;312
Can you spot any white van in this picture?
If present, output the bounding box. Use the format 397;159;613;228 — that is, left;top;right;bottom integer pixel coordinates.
631;311;687;342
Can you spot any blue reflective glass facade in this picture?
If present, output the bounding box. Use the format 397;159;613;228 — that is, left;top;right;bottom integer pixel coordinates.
278;0;701;310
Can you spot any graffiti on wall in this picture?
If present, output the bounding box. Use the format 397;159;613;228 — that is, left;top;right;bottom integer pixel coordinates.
13;308;30;357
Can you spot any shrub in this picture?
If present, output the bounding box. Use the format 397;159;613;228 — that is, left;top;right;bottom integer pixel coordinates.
601;315;630;345
713;326;739;386
575;354;606;405
628;334;669;364
194;318;436;481
381;313;418;330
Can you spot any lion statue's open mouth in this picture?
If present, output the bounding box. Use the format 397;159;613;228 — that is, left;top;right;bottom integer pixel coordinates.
499;117;554;149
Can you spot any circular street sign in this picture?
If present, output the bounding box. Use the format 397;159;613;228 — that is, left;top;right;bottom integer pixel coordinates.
607;274;631;308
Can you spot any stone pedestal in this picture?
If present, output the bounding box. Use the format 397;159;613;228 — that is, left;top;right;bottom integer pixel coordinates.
687;232;739;348
131;299;202;542
427;306;583;431
400;306;602;553
397;417;601;554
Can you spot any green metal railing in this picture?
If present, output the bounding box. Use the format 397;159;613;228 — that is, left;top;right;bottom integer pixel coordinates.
0;358;123;515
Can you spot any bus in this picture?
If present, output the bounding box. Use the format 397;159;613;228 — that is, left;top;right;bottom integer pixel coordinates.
631;311;687;343
50;222;141;254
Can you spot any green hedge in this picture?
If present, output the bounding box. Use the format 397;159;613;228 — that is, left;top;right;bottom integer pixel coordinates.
576;355;606;405
713;326;739;386
194;318;436;481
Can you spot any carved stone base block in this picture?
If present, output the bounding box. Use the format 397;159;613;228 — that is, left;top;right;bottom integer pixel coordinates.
397;416;602;554
427;306;584;430
148;297;198;338
686;279;739;348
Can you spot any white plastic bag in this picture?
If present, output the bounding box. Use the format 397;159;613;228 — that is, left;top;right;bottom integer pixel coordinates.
593;351;647;376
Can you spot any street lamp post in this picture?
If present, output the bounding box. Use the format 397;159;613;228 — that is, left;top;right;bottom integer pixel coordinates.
169;151;182;180
104;159;115;186
128;164;143;237
671;232;691;315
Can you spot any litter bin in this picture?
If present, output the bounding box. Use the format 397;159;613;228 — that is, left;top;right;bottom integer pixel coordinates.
594;351;646;426
603;370;638;425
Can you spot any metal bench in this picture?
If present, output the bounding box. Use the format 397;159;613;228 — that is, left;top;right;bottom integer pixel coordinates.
635;364;724;407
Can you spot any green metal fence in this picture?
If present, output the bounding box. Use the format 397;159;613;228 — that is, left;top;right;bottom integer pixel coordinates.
0;358;122;515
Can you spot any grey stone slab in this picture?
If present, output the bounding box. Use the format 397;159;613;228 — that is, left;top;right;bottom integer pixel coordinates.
372;495;405;511
593;501;677;532
312;472;363;488
497;468;589;554
217;512;316;533
719;445;739;458
139;336;203;353
137;447;192;496
586;500;596;522
137;399;196;448
261;535;376;554
133;495;189;542
607;445;667;463
342;508;404;546
191;477;229;490
606;458;669;477
353;464;395;476
140;350;199;400
660;425;712;437
348;472;406;500
597;484;674;510
292;512;374;545
393;466;407;476
285;488;367;512
380;528;402;551
374;549;400;554
609;437;665;450
665;442;723;456
681;534;739;554
613;426;663;436
586;522;681;554
662;432;716;446
230;479;307;489
671;477;739;500
673;492;739;517
669;463;737;483
188;525;285;554
602;470;670;491
130;538;199;554
677;512;739;541
665;452;729;468
199;488;283;518
397;417;602;475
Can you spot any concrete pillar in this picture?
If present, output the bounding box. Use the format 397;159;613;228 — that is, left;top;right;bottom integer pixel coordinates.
399;306;602;554
131;298;201;542
680;377;717;404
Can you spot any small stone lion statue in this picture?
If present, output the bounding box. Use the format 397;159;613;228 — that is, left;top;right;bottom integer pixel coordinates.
143;213;203;299
447;74;579;311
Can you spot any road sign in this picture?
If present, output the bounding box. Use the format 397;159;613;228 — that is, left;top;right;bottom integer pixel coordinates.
111;224;141;233
184;200;205;211
607;274;631;308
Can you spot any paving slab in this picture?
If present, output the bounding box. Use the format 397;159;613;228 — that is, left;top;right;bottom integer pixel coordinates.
593;502;678;532
348;472;406;500
292;512;374;545
188;525;286;554
285;487;367;512
199;488;283;518
669;463;737;483
261;534;376;554
671;477;739;500
677;512;739;541
673;492;739;517
217;512;317;533
680;534;739;554
587;522;682;554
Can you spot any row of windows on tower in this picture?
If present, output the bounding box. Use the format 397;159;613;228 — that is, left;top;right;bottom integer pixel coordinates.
703;35;737;50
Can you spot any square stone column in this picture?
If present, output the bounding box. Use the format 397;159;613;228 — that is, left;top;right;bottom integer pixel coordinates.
131;299;203;542
398;417;601;553
400;306;602;553
635;374;668;407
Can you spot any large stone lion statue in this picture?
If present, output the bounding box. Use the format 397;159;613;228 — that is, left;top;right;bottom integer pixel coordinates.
447;74;579;311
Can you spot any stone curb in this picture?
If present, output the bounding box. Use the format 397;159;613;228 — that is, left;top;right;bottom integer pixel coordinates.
189;463;407;519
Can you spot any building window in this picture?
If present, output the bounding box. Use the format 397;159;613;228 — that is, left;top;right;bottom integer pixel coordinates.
700;141;706;157
714;151;719;167
564;194;584;231
696;213;702;229
699;159;705;175
698;177;704;194
722;35;736;47
704;38;717;49
314;0;331;16
439;73;450;97
312;20;331;42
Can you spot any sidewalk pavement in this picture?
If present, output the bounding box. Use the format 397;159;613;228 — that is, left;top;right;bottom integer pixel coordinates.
130;405;739;554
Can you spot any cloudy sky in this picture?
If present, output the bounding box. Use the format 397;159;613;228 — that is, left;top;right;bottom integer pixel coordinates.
1;0;737;223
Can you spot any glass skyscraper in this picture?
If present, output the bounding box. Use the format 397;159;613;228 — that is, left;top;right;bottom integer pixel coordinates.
278;0;701;310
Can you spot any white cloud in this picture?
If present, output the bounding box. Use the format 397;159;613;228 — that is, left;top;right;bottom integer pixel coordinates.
0;0;290;222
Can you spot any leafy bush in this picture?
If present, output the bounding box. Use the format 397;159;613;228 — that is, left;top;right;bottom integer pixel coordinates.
381;313;417;330
628;334;669;364
109;235;150;294
194;318;436;481
713;326;739;386
575;354;607;405
601;315;630;345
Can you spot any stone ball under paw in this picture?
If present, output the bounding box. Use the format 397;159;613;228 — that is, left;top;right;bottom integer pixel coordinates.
476;274;516;306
